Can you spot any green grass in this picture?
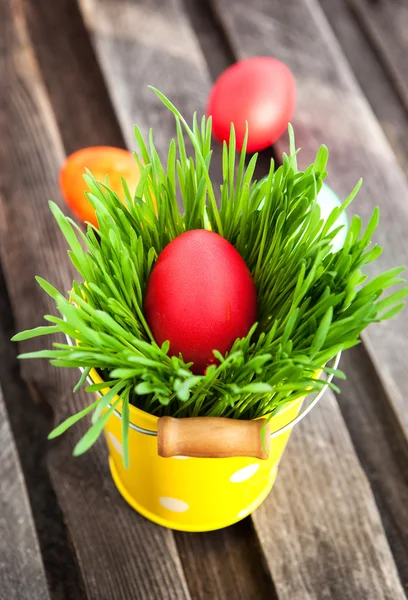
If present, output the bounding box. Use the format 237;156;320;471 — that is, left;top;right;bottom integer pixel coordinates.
12;88;407;465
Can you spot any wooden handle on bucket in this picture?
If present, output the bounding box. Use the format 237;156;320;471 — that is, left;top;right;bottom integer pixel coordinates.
157;417;270;459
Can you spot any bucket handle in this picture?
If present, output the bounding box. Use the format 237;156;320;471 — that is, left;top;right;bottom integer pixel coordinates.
158;416;270;459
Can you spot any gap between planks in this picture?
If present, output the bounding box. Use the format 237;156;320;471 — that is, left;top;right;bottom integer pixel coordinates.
339;345;408;591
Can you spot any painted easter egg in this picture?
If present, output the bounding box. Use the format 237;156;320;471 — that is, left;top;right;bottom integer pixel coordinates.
207;57;296;152
60;146;140;227
144;230;257;373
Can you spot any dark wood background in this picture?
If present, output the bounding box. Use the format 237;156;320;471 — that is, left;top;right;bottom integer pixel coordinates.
1;0;408;598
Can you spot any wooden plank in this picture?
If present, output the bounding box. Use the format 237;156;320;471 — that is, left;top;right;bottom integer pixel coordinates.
319;0;408;173
182;0;233;80
176;520;276;600
312;8;408;581
346;0;408;112
78;0;210;150
24;0;124;153
254;391;406;600
0;1;191;598
213;0;408;444
0;384;51;600
0;265;87;600
339;345;408;590
78;0;406;597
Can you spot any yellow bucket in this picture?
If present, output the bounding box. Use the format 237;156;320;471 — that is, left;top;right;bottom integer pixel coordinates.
89;368;321;532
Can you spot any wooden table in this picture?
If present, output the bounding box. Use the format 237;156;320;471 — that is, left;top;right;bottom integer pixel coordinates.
1;0;408;598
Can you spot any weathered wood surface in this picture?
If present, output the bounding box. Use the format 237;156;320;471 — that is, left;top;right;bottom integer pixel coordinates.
24;0;124;154
0;265;87;600
175;520;275;600
319;0;408;173
0;1;191;598
346;0;408;112
339;345;408;591
213;0;408;596
1;0;408;598
278;0;408;585
79;0;407;597
0;385;51;600
214;0;408;446
2;0;277;598
254;390;406;600
78;0;210;151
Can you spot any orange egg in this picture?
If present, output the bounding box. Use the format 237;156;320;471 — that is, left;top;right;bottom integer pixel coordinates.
59;146;140;227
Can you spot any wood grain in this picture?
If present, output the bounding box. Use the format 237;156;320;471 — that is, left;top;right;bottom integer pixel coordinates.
157;416;270;459
78;0;210;151
0;1;191;598
182;0;233;81
339;345;408;592
346;0;408;112
175;519;277;600
287;13;408;585
253;391;406;600
319;0;408;173
23;0;124;153
77;0;228;203
0;385;51;600
0;265;87;600
213;0;408;445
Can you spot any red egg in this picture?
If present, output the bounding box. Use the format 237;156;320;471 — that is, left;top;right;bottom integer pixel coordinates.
207;57;296;153
144;230;257;373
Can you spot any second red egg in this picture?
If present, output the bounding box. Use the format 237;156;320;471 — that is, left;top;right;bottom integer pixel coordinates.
207;57;296;153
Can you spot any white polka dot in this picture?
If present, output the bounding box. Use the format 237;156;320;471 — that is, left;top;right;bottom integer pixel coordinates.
108;432;123;456
230;463;260;483
173;455;189;460
237;508;250;519
159;497;190;512
270;465;277;477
